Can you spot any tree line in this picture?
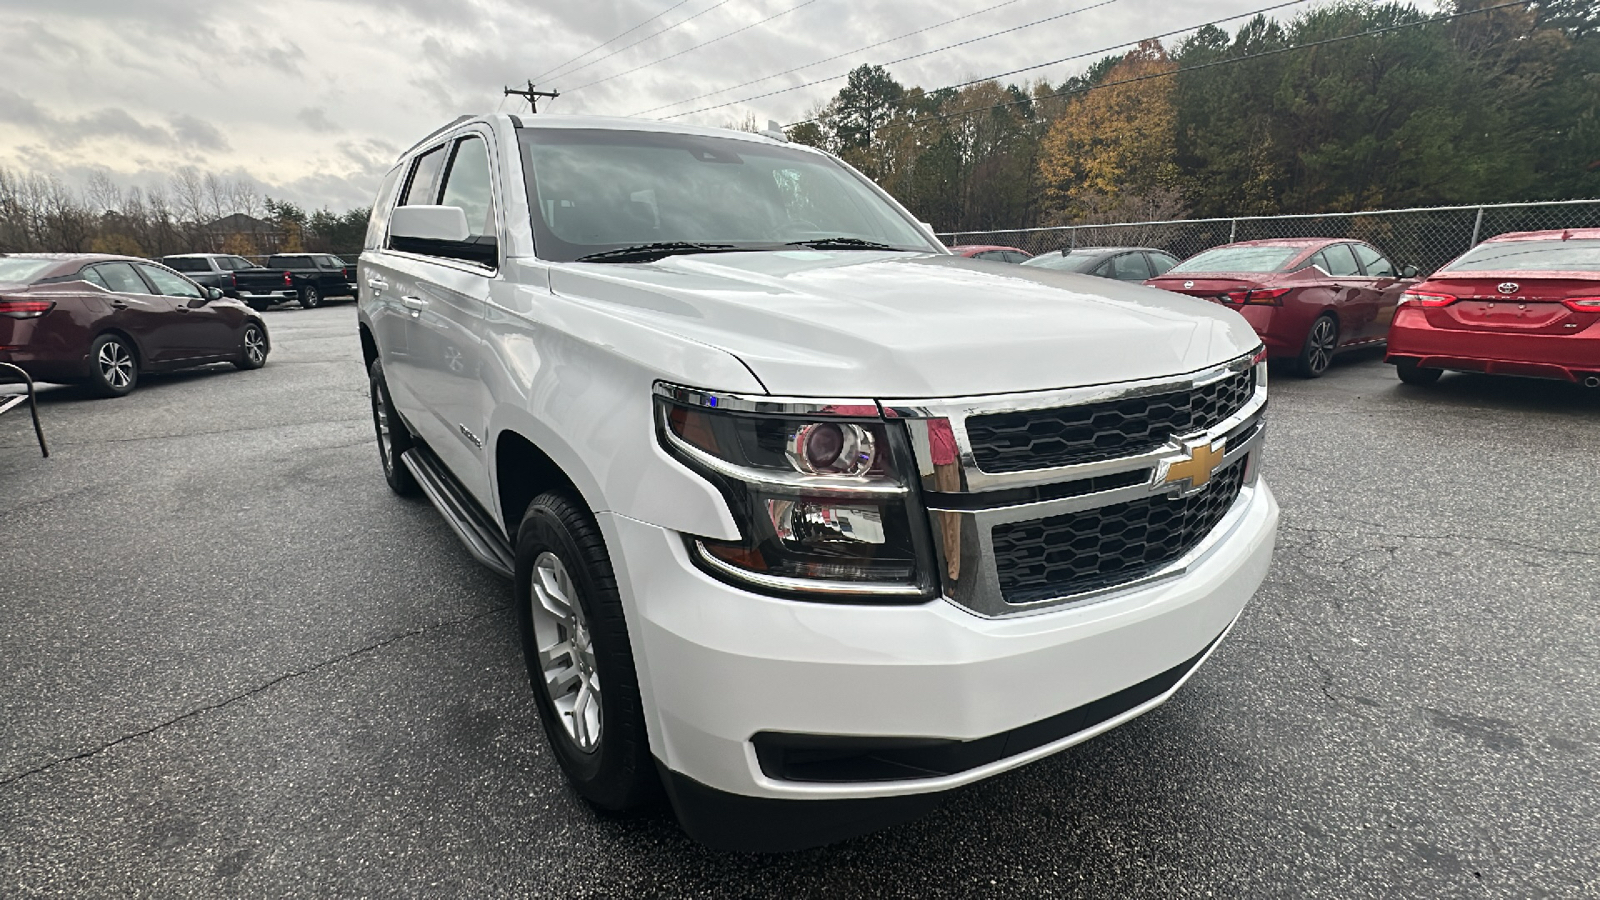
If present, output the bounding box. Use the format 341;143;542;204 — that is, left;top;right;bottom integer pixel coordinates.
787;0;1599;231
0;166;370;258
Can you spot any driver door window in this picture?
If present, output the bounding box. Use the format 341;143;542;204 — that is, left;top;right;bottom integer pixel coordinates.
1351;243;1396;277
1321;244;1362;278
1110;252;1152;281
137;264;204;300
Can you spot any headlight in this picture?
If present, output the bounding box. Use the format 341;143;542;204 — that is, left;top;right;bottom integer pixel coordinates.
655;384;936;601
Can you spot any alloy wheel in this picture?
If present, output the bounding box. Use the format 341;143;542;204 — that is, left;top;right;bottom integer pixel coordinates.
98;341;133;389
371;383;394;474
529;551;602;753
244;327;266;365
1307;318;1336;375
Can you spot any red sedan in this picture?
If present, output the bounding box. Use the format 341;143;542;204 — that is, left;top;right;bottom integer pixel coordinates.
0;253;270;397
948;244;1033;263
1147;239;1418;377
1386;229;1600;386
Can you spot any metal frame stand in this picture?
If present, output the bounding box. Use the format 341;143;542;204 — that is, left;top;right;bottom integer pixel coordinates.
0;362;49;457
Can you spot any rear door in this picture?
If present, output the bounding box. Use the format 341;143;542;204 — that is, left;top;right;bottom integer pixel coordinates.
85;262;179;364
137;263;238;359
1314;244;1370;343
1351;242;1409;337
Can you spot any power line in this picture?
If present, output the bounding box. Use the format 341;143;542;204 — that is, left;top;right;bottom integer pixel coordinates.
565;0;823;93
833;0;1534;128
630;0;1036;117
532;0;696;83
659;0;1149;121
549;0;737;87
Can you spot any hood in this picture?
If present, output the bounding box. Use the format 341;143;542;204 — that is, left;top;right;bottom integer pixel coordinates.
546;251;1260;398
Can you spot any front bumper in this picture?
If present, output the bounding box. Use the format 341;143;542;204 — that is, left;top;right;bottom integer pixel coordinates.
599;477;1276;815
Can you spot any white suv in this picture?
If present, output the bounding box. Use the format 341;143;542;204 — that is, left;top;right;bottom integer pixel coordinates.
357;114;1278;851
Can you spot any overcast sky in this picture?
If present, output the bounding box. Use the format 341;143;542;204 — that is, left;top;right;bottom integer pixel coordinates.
0;0;1266;212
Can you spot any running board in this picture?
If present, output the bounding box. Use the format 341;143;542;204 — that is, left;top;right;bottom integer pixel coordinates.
401;446;515;579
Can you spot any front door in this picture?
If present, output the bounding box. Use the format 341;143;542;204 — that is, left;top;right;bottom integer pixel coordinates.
136;263;237;359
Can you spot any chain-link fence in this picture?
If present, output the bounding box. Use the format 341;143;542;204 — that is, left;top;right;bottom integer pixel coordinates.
938;199;1600;275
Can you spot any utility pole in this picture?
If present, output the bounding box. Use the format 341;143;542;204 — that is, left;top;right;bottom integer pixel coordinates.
504;80;559;113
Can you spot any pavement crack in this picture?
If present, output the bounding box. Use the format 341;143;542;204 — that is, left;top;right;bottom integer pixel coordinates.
0;604;509;789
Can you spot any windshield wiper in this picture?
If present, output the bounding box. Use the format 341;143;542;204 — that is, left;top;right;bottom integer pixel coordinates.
574;242;740;263
784;237;900;251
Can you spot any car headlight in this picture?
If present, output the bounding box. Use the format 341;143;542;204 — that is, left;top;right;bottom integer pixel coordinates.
655;384;936;602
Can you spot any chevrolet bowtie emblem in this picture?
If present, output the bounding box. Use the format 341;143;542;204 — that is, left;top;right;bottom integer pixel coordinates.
1160;439;1225;494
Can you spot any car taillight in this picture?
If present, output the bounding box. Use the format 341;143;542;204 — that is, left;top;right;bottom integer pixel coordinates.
230;273;238;289
283;272;293;286
1399;291;1457;308
0;299;55;319
1221;288;1290;305
341;267;348;279
1562;297;1600;313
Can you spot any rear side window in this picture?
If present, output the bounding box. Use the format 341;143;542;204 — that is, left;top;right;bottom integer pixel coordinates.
401;145;448;207
80;267;111;289
1351;243;1396;277
139;264;202;298
438;136;497;240
366;165;405;250
164;258;210;273
1321;244;1362;277
1110;252;1152;281
91;262;155;295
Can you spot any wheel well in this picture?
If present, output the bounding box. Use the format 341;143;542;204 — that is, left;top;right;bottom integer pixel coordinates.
496;430;584;539
96;328;142;365
358;323;378;370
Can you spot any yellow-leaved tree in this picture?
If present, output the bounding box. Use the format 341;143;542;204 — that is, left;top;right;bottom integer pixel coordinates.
1037;40;1182;223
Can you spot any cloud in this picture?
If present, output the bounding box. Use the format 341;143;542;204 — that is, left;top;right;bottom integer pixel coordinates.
168;115;231;152
297;107;341;133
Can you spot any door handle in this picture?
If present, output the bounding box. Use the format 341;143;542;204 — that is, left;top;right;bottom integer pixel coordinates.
110;301;128;309
402;295;428;312
367;276;388;289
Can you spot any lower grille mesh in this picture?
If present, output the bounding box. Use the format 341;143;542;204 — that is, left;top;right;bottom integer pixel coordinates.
991;461;1247;605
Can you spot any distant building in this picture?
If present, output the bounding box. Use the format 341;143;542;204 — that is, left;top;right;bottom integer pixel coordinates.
204;213;284;255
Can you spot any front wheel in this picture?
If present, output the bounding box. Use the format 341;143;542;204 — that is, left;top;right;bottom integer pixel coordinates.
1296;314;1339;378
515;492;657;811
1396;360;1442;386
88;333;138;397
298;286;321;309
234;322;268;370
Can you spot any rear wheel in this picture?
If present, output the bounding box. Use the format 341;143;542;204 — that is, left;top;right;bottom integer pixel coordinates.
88;333;138;397
1396;360;1442;386
1296;314;1339;378
234;322;268;370
515;492;657;811
368;358;419;496
299;286;321;309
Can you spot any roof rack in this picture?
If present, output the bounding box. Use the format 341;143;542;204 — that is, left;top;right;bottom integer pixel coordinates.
396;115;475;161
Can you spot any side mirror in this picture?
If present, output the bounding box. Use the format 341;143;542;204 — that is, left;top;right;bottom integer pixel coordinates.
206;287;224;301
391;205;470;242
1400;264;1419;278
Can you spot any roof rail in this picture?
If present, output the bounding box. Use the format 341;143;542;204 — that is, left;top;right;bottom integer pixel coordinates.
396;115;475;161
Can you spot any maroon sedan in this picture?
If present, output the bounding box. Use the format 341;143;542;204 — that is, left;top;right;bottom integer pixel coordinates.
948;244;1033;263
0;253;269;397
1147;239;1418;377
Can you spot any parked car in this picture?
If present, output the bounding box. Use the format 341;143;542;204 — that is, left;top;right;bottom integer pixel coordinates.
1146;238;1418;377
1386;229;1600;386
265;253;358;309
0;253;269;397
357;114;1278;851
948;244;1032;263
1023;246;1180;281
161;253;297;310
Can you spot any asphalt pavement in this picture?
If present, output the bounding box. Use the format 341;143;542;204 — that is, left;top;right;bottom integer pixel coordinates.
2;303;1597;898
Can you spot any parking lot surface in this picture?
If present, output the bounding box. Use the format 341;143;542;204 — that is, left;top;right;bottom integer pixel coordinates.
2;303;1597;898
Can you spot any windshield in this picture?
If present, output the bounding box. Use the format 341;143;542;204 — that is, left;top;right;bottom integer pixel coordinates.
0;258;59;284
517;128;938;262
1169;245;1304;274
1443;239;1600;273
1022;252;1102;273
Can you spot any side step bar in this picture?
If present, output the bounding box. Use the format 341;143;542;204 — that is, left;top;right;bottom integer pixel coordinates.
401;446;515;579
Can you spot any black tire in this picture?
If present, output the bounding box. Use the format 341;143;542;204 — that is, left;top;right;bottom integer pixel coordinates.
1396;359;1442;386
299;286;321;309
368;358;420;496
515;492;657;811
234;322;268;370
87;333;138;397
1296;314;1339;378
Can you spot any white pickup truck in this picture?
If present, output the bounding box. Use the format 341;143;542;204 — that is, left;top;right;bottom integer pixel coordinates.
356;114;1278;851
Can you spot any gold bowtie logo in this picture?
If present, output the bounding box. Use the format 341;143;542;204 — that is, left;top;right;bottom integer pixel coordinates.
1162;439;1225;492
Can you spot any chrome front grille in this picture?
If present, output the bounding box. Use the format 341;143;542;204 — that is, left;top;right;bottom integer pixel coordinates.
885;350;1269;618
965;368;1256;473
990;460;1247;604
